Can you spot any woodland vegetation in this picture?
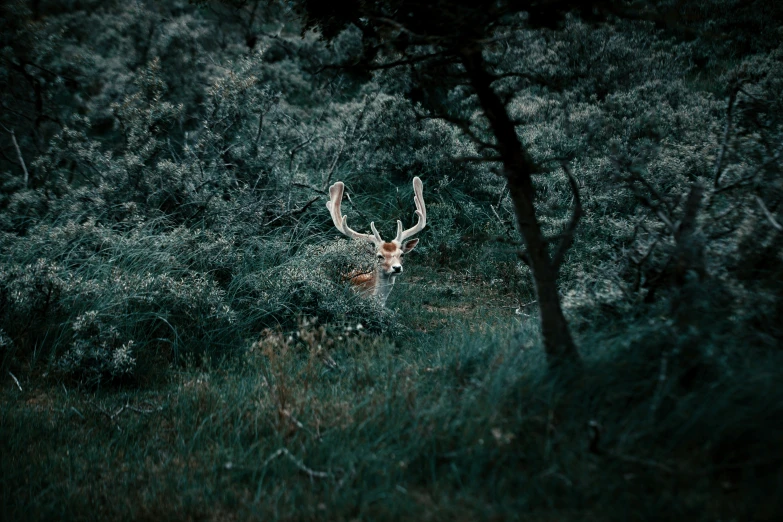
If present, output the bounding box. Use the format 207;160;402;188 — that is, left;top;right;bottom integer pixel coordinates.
1;0;782;520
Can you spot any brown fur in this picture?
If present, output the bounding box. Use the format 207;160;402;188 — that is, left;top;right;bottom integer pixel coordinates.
347;271;376;294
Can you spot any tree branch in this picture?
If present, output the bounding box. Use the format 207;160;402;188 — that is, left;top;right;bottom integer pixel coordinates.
320;50;447;73
712;147;783;196
453;155;503;164
419;111;499;151
714;89;738;188
551;163;583;274
618;166;678;234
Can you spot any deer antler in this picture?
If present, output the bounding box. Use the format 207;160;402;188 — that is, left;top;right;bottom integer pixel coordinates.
395;176;426;243
326;181;383;244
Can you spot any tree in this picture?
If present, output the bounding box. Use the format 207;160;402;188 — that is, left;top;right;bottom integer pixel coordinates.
292;0;595;368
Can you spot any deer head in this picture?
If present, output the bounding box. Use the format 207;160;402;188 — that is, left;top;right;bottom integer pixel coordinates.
326;177;426;305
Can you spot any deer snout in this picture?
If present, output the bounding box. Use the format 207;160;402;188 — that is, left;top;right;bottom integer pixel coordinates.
392;264;402;274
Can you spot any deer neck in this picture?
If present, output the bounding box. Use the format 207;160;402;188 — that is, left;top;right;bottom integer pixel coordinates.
374;270;397;306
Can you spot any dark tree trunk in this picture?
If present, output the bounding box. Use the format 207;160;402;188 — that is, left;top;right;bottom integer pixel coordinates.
459;46;581;369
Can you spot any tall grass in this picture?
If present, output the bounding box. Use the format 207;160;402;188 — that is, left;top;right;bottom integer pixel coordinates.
3;309;782;521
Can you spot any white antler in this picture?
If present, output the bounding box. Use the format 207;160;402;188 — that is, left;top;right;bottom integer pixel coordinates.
326;181;383;244
395;176;426;243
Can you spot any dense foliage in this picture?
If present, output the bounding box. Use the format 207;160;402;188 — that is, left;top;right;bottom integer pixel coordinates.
1;0;782;520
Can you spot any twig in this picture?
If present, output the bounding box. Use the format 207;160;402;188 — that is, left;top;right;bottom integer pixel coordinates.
588;418;674;473
329;50;447;72
324;94;374;189
253;94;280;157
712;148;782;197
490;203;518;244
261;447;330;479
3;127;30;188
755;195;783;232
90;400;126;421
127;400;162;414
370;17;431;41
292;182;326;194
515;299;537;316
323;139;346;189
654;208;677;235
608;451;674;474
8;371;22;392
539;467;573;487
629;236;659;293
265;197;319;226
551;163;583;274
343;191;373;226
281;408;319;439
649;349;670;417
621;167;676;223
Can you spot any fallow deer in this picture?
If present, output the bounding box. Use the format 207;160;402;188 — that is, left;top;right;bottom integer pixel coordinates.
326;177;426;306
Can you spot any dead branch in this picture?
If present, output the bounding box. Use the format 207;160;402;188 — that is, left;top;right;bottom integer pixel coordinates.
755;195;783;232
551;163;583;274
649;349;670;418
609;451;674;474
489;202;518;244
281;408;319;439
1;126;30;188
261;447;330;479
8;371;22;392
265;197;320;226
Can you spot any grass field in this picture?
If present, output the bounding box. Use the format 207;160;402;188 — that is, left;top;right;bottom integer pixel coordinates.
3;266;782;521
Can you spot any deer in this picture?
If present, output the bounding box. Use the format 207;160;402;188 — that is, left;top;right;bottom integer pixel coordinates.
326;177;426;306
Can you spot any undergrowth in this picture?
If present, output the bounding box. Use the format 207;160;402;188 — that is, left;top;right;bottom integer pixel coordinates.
2;310;781;521
0;218;398;387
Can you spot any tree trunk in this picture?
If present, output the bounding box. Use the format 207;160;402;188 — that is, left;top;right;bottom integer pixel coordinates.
459;46;581;369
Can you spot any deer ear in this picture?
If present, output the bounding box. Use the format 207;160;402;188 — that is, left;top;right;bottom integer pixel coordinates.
402;238;419;253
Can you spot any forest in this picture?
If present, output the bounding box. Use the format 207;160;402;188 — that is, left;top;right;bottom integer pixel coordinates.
1;0;782;520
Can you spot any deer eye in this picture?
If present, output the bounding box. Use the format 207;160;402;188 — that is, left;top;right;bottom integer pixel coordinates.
377;254;384;260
